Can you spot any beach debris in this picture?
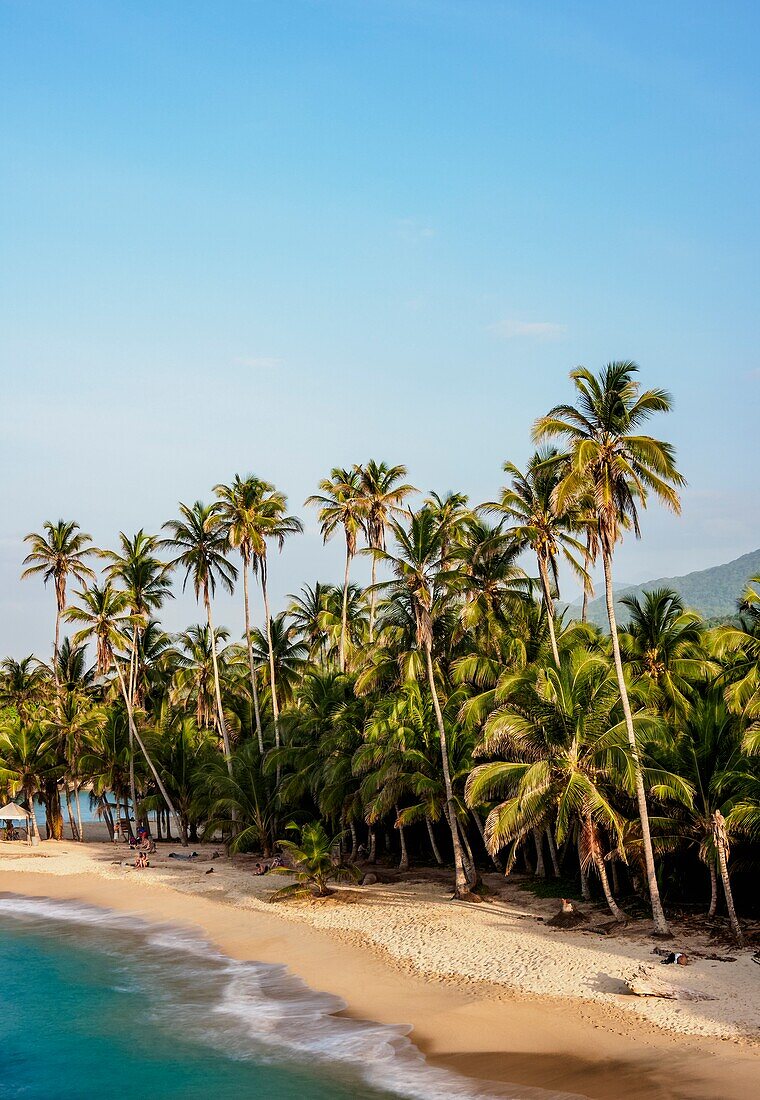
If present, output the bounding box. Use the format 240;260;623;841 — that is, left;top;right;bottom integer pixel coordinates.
361;872;378;886
205;868;214;874
653;947;735;964
546;898;587;928
622;966;716;1001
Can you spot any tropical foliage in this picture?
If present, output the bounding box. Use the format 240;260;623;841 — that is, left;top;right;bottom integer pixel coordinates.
2;363;757;940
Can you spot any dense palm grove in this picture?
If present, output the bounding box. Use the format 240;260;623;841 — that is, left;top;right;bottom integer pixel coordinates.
1;364;758;941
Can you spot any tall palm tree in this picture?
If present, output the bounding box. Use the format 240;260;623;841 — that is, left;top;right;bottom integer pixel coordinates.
373;508;472;898
22;520;96;679
306;468;365;673
224;478;303;757
464;648;683;918
64;581;184;840
101;530;172;815
534;361;685;935
171;624;231;731
488;448;586;667
161;502;237;773
357;461;416;640
214;475;267;752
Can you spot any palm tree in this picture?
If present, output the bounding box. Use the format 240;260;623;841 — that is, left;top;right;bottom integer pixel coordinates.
424;491;471;569
202;739;278;855
64;581;184;840
0;715;50;840
162;502;237;773
372;508;472;898
534;361;685;935
466;647;687;917
488;448;586;667
357;461;416;640
22;521;96;678
214;475;267;752
287;582;331;660
619;589;708;715
0;656;48;720
226;479;303;757
102;530;172;815
268;821;360;900
47;690;104;841
171;624;231;731
306;468;366;673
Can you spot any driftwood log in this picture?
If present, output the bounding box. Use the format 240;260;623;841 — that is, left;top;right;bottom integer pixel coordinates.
623;966;716;1001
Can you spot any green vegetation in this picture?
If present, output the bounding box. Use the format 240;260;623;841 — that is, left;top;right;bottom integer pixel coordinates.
1;363;757;942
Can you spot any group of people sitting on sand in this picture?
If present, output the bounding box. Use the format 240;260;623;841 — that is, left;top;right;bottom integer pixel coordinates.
130;827;157;868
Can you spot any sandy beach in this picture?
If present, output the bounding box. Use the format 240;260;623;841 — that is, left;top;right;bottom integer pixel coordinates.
0;837;757;1100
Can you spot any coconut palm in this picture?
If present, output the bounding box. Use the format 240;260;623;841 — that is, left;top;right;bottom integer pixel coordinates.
466;647;686;917
306;468;366;673
224;478;303;757
534;361;685;935
46;690;104;841
170;624;230;731
287;582;331;660
357;461;416;640
0;656;49;719
22;521;96;678
487;448;586;667
214;475;268;751
64;581;183;839
372;508;472;897
202;738;278;855
101;530;172;815
0;715;50;839
619;589;708;715
268;821;361;900
424;491;471;569
161;502;237;772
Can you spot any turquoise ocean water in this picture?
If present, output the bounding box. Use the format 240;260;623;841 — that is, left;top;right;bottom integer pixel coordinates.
0;895;531;1100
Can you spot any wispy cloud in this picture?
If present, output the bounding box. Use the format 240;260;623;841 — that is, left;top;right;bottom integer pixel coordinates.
233;356;283;371
488;319;566;341
395;217;436;242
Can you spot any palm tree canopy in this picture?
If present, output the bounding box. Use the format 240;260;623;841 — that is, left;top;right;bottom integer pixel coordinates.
533;363;685;554
161;501;237;605
22;520;96;610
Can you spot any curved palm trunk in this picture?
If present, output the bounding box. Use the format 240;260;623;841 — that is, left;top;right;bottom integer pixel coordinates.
114;661;186;845
74;784;85;842
339;542;351;673
44;779;63;840
396;805;409;871
26;790;40;841
64;783;79;841
546;827;561;877
426;815;443;864
712;811;743;945
533;828;546;878
537;554;561;668
595;853;626;920
425;644;470;898
602;551;670;936
260;568;282;785
581;533;593;623
205;590;234;777
53;602;62;686
707;858;718;918
578;833;591;900
368;550;378;643
242;563;264;753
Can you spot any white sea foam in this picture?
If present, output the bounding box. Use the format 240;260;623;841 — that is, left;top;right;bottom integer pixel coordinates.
0;893;587;1100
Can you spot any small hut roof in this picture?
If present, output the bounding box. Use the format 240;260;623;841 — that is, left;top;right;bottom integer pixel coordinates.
0;803;32;820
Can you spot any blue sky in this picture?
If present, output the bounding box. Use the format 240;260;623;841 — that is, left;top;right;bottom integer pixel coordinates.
2;0;758;656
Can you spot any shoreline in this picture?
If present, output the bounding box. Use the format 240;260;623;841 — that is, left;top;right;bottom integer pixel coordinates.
0;843;757;1100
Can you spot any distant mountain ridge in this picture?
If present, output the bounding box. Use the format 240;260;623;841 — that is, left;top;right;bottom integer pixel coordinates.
564;548;760;628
